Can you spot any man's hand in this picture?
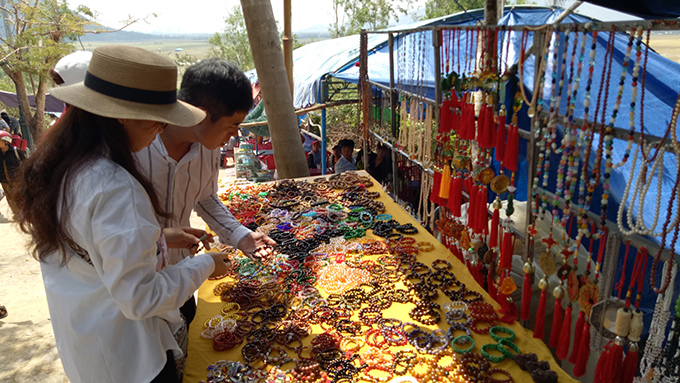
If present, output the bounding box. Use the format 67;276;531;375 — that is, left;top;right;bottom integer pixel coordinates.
237;232;277;261
163;227;214;254
209;252;233;279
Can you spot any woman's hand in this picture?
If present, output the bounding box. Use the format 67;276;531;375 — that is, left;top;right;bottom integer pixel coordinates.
163;227;213;254
209;252;233;279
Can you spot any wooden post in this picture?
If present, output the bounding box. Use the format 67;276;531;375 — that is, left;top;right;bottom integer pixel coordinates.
282;0;294;96
240;0;309;179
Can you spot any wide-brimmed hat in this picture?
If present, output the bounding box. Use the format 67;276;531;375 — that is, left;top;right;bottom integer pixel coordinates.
49;46;205;127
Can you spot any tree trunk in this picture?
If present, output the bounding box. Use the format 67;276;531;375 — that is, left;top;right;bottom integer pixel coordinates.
240;0;309;179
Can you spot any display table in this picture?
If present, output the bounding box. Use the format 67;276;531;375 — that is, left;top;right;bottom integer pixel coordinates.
183;171;576;383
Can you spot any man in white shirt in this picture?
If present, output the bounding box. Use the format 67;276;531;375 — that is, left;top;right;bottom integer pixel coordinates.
135;59;275;323
334;138;356;174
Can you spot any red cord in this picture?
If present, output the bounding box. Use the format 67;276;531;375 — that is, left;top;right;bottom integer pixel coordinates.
615;241;632;300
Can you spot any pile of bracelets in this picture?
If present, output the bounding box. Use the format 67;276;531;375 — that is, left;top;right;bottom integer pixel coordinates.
197;172;534;383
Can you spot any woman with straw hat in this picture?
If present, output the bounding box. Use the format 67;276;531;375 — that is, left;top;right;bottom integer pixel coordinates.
11;46;232;383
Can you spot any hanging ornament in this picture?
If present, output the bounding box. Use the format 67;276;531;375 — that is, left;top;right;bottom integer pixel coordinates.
548;284;565;349
521;261;535;321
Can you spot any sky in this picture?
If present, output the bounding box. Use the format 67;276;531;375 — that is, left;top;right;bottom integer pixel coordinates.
70;0;638;35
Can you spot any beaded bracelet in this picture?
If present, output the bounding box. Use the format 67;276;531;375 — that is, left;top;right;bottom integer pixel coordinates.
487;368;514;383
375;214;391;221
481;343;507;363
451;335;475;353
489;326;516;343
498;338;520;359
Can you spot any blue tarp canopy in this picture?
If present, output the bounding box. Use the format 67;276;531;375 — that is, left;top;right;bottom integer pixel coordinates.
583;0;680;19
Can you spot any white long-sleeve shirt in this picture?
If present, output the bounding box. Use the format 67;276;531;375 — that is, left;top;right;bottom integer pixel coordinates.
135;136;251;265
42;158;215;383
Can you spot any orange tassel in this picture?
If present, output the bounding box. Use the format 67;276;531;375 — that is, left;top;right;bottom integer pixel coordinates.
548;297;563;348
556;304;573;360
569;311;586;364
439;165;451;199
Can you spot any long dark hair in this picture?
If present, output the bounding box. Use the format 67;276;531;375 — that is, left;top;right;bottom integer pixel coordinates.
12;107;167;264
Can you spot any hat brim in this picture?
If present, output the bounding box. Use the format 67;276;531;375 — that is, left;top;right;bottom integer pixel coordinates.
49;83;205;127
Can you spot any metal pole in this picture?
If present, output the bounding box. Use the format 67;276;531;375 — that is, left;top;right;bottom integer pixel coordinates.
360;30;369;173
389;32;399;194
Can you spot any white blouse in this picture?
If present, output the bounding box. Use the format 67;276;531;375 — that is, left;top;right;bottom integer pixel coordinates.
41;158;214;383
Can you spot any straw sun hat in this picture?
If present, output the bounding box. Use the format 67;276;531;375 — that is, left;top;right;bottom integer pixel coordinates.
49;46;205;127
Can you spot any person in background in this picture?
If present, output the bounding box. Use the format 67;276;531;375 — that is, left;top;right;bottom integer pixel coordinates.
134;58;276;325
1;112;21;137
332;144;341;165
12;46;232;383
334;139;356;174
368;142;392;183
307;140;322;169
0;130;25;214
49;50;92;87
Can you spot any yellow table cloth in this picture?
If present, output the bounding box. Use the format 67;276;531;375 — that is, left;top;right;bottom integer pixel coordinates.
183;171;576;383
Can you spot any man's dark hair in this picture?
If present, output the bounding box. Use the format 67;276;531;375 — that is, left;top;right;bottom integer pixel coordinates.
178;58;253;122
340;139;355;149
1;112;10;125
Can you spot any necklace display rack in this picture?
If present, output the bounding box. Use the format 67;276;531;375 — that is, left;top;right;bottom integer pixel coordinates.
359;17;680;383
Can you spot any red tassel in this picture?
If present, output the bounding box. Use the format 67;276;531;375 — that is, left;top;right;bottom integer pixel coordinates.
464;175;474;196
573;321;591;377
490;208;500;248
569;311;586;364
487;107;496;145
503;124;519;172
521;272;532;321
440;100;454;133
496;113;506;160
461;102;476;140
548;297;563;348
451;245;464;262
473;261;485;287
594;341;613;383
431;171;442;205
447;176;463;217
621;347;639;383
533;288;548;340
556;304;573;360
500;232;514;270
607;343;624;383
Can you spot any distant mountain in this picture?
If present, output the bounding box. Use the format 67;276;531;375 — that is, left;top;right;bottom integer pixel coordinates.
295;24;330;39
79;24;212;42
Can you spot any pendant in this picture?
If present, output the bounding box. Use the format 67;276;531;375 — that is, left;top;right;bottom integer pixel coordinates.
476;167;496;185
577;281;600;317
538;251;556;276
499;276;518;295
527;106;536;118
490;174;510;194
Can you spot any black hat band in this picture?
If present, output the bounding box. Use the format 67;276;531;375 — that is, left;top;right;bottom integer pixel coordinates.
84;72;177;105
